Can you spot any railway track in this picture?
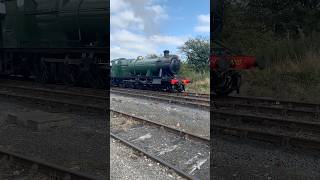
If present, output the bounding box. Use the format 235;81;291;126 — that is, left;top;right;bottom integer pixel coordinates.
214;95;320;112
0;79;210;110
110;88;210;110
1;79;320;151
212;96;320;151
111;87;210;99
0;80;210;180
0;149;103;180
111;111;210;180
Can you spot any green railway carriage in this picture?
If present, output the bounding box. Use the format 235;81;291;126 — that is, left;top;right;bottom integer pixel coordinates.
0;0;108;88
111;50;190;92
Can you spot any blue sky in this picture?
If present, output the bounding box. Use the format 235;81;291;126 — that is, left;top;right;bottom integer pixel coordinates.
110;0;210;59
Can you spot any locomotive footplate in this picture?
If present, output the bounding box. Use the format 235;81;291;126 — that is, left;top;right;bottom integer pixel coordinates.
152;79;162;84
0;48;108;88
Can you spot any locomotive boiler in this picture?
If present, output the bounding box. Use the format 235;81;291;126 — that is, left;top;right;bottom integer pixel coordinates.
111;50;190;92
0;0;108;88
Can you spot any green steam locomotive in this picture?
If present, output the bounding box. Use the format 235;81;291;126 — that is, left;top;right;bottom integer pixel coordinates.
111;50;190;92
0;0;108;88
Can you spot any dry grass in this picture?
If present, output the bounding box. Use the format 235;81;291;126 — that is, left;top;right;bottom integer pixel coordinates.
110;113;140;131
186;76;210;94
240;52;320;103
178;64;210;94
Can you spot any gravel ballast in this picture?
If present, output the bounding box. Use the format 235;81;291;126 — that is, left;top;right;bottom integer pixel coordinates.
0;97;107;178
111;93;210;138
111;114;210;179
111;138;185;180
213;136;320;179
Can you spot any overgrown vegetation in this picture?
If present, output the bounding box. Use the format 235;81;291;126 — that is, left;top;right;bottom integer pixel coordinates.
223;0;320;102
178;37;210;93
241;52;320;102
178;63;210;94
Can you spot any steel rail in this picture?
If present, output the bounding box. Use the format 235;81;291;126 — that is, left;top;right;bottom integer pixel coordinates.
1;82;318;136
0;149;104;180
212;109;320;131
212;101;319;120
3;88;319;152
3;79;320;112
0;87;209;143
0;83;107;102
111;109;210;144
0;83;209;110
0;86;209;179
2;79;320;152
9;83;315;118
212;124;320;150
110;133;199;180
0;47;109;54
110;89;209;110
220;95;320;111
0;91;105;113
111;87;210;100
1;82;319;131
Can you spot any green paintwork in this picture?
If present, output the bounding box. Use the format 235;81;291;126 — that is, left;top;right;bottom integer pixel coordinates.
111;58;134;78
1;0;108;48
111;55;181;78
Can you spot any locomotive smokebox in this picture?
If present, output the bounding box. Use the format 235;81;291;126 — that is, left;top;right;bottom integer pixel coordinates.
169;57;180;74
164;50;170;57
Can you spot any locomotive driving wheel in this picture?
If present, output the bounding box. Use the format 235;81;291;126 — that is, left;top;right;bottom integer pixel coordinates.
34;58;49;84
62;64;78;86
212;70;240;96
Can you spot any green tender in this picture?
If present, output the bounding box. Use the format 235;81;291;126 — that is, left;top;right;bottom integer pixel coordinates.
1;0;108;48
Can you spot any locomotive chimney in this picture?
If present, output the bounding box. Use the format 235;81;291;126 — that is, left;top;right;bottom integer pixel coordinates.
164;50;170;57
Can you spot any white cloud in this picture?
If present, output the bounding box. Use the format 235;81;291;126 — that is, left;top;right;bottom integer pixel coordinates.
110;0;128;13
110;0;187;59
198;14;210;24
111;10;144;30
194;14;210;33
146;5;169;21
111;0;169;33
110;30;187;59
150;35;187;46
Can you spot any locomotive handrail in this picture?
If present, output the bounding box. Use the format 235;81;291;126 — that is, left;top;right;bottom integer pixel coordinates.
24;8;108;15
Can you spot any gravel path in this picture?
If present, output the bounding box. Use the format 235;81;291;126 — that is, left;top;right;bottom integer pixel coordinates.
213;136;320;179
111;93;210;138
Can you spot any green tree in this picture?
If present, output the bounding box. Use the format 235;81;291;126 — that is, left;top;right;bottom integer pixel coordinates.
179;37;210;72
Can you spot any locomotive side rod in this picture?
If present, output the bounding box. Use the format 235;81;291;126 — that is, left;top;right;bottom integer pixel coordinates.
0;47;108;54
